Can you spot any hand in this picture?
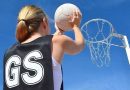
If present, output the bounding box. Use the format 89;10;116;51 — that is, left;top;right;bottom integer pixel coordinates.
55;23;64;32
54;23;64;35
68;9;82;29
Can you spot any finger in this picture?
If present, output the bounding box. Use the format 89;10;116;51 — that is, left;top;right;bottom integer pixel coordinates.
76;9;81;18
76;9;79;18
68;15;73;22
76;11;81;20
71;10;76;22
55;23;64;31
73;9;77;17
78;12;82;19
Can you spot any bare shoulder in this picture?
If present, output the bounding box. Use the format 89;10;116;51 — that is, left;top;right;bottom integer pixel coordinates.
52;35;72;44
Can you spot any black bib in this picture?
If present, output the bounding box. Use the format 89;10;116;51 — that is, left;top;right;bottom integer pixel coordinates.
3;35;55;90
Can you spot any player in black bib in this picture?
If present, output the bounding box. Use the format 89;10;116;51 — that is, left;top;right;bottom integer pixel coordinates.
3;5;85;90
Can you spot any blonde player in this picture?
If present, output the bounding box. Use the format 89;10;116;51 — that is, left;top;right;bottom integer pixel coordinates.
4;5;84;90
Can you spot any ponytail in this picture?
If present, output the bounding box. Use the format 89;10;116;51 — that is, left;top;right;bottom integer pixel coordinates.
16;20;31;43
16;5;47;43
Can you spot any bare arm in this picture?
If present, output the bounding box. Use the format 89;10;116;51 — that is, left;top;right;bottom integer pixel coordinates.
63;10;85;54
52;32;85;64
63;26;85;55
52;9;85;63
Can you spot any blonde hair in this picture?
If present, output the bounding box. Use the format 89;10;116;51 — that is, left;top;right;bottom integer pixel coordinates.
16;5;47;43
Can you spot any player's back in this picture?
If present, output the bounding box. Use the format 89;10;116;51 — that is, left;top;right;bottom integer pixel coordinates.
3;35;54;90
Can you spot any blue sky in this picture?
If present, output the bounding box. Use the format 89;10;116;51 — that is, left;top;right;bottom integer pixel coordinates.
0;0;130;90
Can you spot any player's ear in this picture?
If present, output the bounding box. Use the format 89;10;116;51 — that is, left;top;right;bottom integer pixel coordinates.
41;18;47;29
41;18;50;34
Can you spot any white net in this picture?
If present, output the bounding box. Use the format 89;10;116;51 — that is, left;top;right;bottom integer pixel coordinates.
81;19;114;67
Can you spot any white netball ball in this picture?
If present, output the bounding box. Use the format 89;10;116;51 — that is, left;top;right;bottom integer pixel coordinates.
54;3;82;31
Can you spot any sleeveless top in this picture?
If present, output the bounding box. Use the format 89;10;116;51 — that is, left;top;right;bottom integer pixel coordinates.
3;35;54;90
52;57;62;90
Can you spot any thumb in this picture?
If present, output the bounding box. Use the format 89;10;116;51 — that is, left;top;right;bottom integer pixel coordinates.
55;23;65;32
55;23;60;31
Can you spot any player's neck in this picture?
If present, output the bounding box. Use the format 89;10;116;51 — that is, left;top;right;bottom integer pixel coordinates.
21;33;43;44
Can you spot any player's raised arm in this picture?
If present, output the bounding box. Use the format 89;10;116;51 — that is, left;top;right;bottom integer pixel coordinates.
54;10;85;55
64;27;85;55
